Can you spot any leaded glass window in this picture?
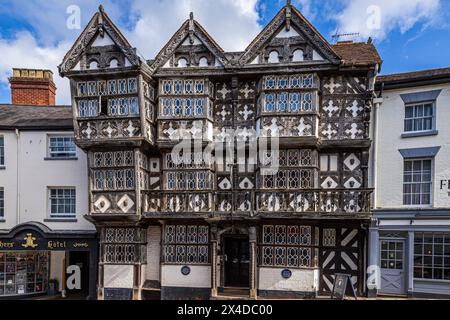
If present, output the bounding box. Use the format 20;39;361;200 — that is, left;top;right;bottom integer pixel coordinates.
163;225;209;265
174;99;183;116
109;99;118;115
108;80;117;95
129;97;139;115
185;80;193;94
128;78;137;93
118;79;127;94
278;92;288;112
265;94;275;112
87;81;97;96
163;80;172;95
174;80;183;94
301;92;313;111
195;80;204;94
77;82;87;96
162;98;172;116
289;93;300;112
261;225;314;268
195;98;204;116
185;98;193;116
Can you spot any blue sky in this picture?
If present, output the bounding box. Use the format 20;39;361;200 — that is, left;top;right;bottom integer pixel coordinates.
0;0;449;104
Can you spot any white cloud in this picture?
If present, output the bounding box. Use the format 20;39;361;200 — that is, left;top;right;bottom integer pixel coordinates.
0;32;71;105
333;0;441;41
128;0;261;56
0;0;262;104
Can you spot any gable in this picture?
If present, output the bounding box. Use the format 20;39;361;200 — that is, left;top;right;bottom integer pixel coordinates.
150;15;228;72
239;4;340;66
59;6;141;75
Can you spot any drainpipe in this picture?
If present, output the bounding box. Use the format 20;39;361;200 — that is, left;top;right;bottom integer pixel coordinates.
371;83;384;208
15;128;20;225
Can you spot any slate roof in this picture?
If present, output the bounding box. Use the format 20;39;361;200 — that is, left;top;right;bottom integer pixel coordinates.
0;104;73;130
377;67;450;83
331;41;382;67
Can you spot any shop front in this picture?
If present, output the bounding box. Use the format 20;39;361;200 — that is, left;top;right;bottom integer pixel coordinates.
0;222;98;299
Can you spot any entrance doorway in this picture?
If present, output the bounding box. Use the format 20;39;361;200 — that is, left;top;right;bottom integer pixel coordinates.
67;251;90;297
379;239;407;296
224;236;249;288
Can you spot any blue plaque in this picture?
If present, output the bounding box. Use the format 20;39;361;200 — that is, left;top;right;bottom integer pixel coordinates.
181;266;191;276
281;269;292;279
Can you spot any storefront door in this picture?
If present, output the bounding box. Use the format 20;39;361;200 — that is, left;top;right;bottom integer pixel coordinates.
379;239;407;295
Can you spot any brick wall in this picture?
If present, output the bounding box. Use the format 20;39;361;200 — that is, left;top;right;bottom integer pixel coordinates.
8;68;56;106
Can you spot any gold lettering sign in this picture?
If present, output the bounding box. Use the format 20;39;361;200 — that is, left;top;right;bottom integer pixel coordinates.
0;241;14;249
22;233;38;249
73;242;89;248
47;241;66;249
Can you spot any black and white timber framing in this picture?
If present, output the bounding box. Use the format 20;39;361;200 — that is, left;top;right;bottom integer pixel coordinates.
59;3;382;300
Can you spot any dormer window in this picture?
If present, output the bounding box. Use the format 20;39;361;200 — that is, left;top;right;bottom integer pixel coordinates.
268;51;280;63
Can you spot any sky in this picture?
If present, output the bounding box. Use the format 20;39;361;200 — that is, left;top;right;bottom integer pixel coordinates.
0;0;449;105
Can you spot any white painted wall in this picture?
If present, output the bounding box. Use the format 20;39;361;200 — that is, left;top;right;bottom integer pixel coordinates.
375;84;450;209
0;130;93;231
258;267;319;292
161;265;211;288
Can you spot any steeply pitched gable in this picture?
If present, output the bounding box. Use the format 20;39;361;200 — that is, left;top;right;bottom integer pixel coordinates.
239;2;340;66
149;13;228;72
59;5;142;75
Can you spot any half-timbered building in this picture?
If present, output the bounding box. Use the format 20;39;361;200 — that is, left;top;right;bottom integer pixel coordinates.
59;3;381;300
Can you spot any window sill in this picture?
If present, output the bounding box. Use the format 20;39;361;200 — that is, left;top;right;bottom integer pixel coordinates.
401;130;438;138
44;218;78;223
44;157;78;161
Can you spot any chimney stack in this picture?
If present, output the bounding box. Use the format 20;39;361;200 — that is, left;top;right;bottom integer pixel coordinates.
9;68;57;106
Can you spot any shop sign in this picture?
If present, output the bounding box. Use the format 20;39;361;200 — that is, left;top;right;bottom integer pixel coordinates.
0;232;93;251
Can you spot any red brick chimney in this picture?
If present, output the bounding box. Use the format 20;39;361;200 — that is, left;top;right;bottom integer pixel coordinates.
9;68;57;106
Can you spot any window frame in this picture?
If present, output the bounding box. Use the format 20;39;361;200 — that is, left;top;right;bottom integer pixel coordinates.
403;158;433;207
47;187;76;219
47;135;77;159
403;101;436;134
414;233;450;281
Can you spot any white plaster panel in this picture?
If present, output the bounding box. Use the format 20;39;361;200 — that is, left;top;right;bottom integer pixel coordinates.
104;265;134;289
258;268;319;292
161;265;211;288
145;226;161;281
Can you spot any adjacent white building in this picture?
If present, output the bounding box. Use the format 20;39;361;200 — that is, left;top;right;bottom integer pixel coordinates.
0;69;97;299
369;67;450;298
